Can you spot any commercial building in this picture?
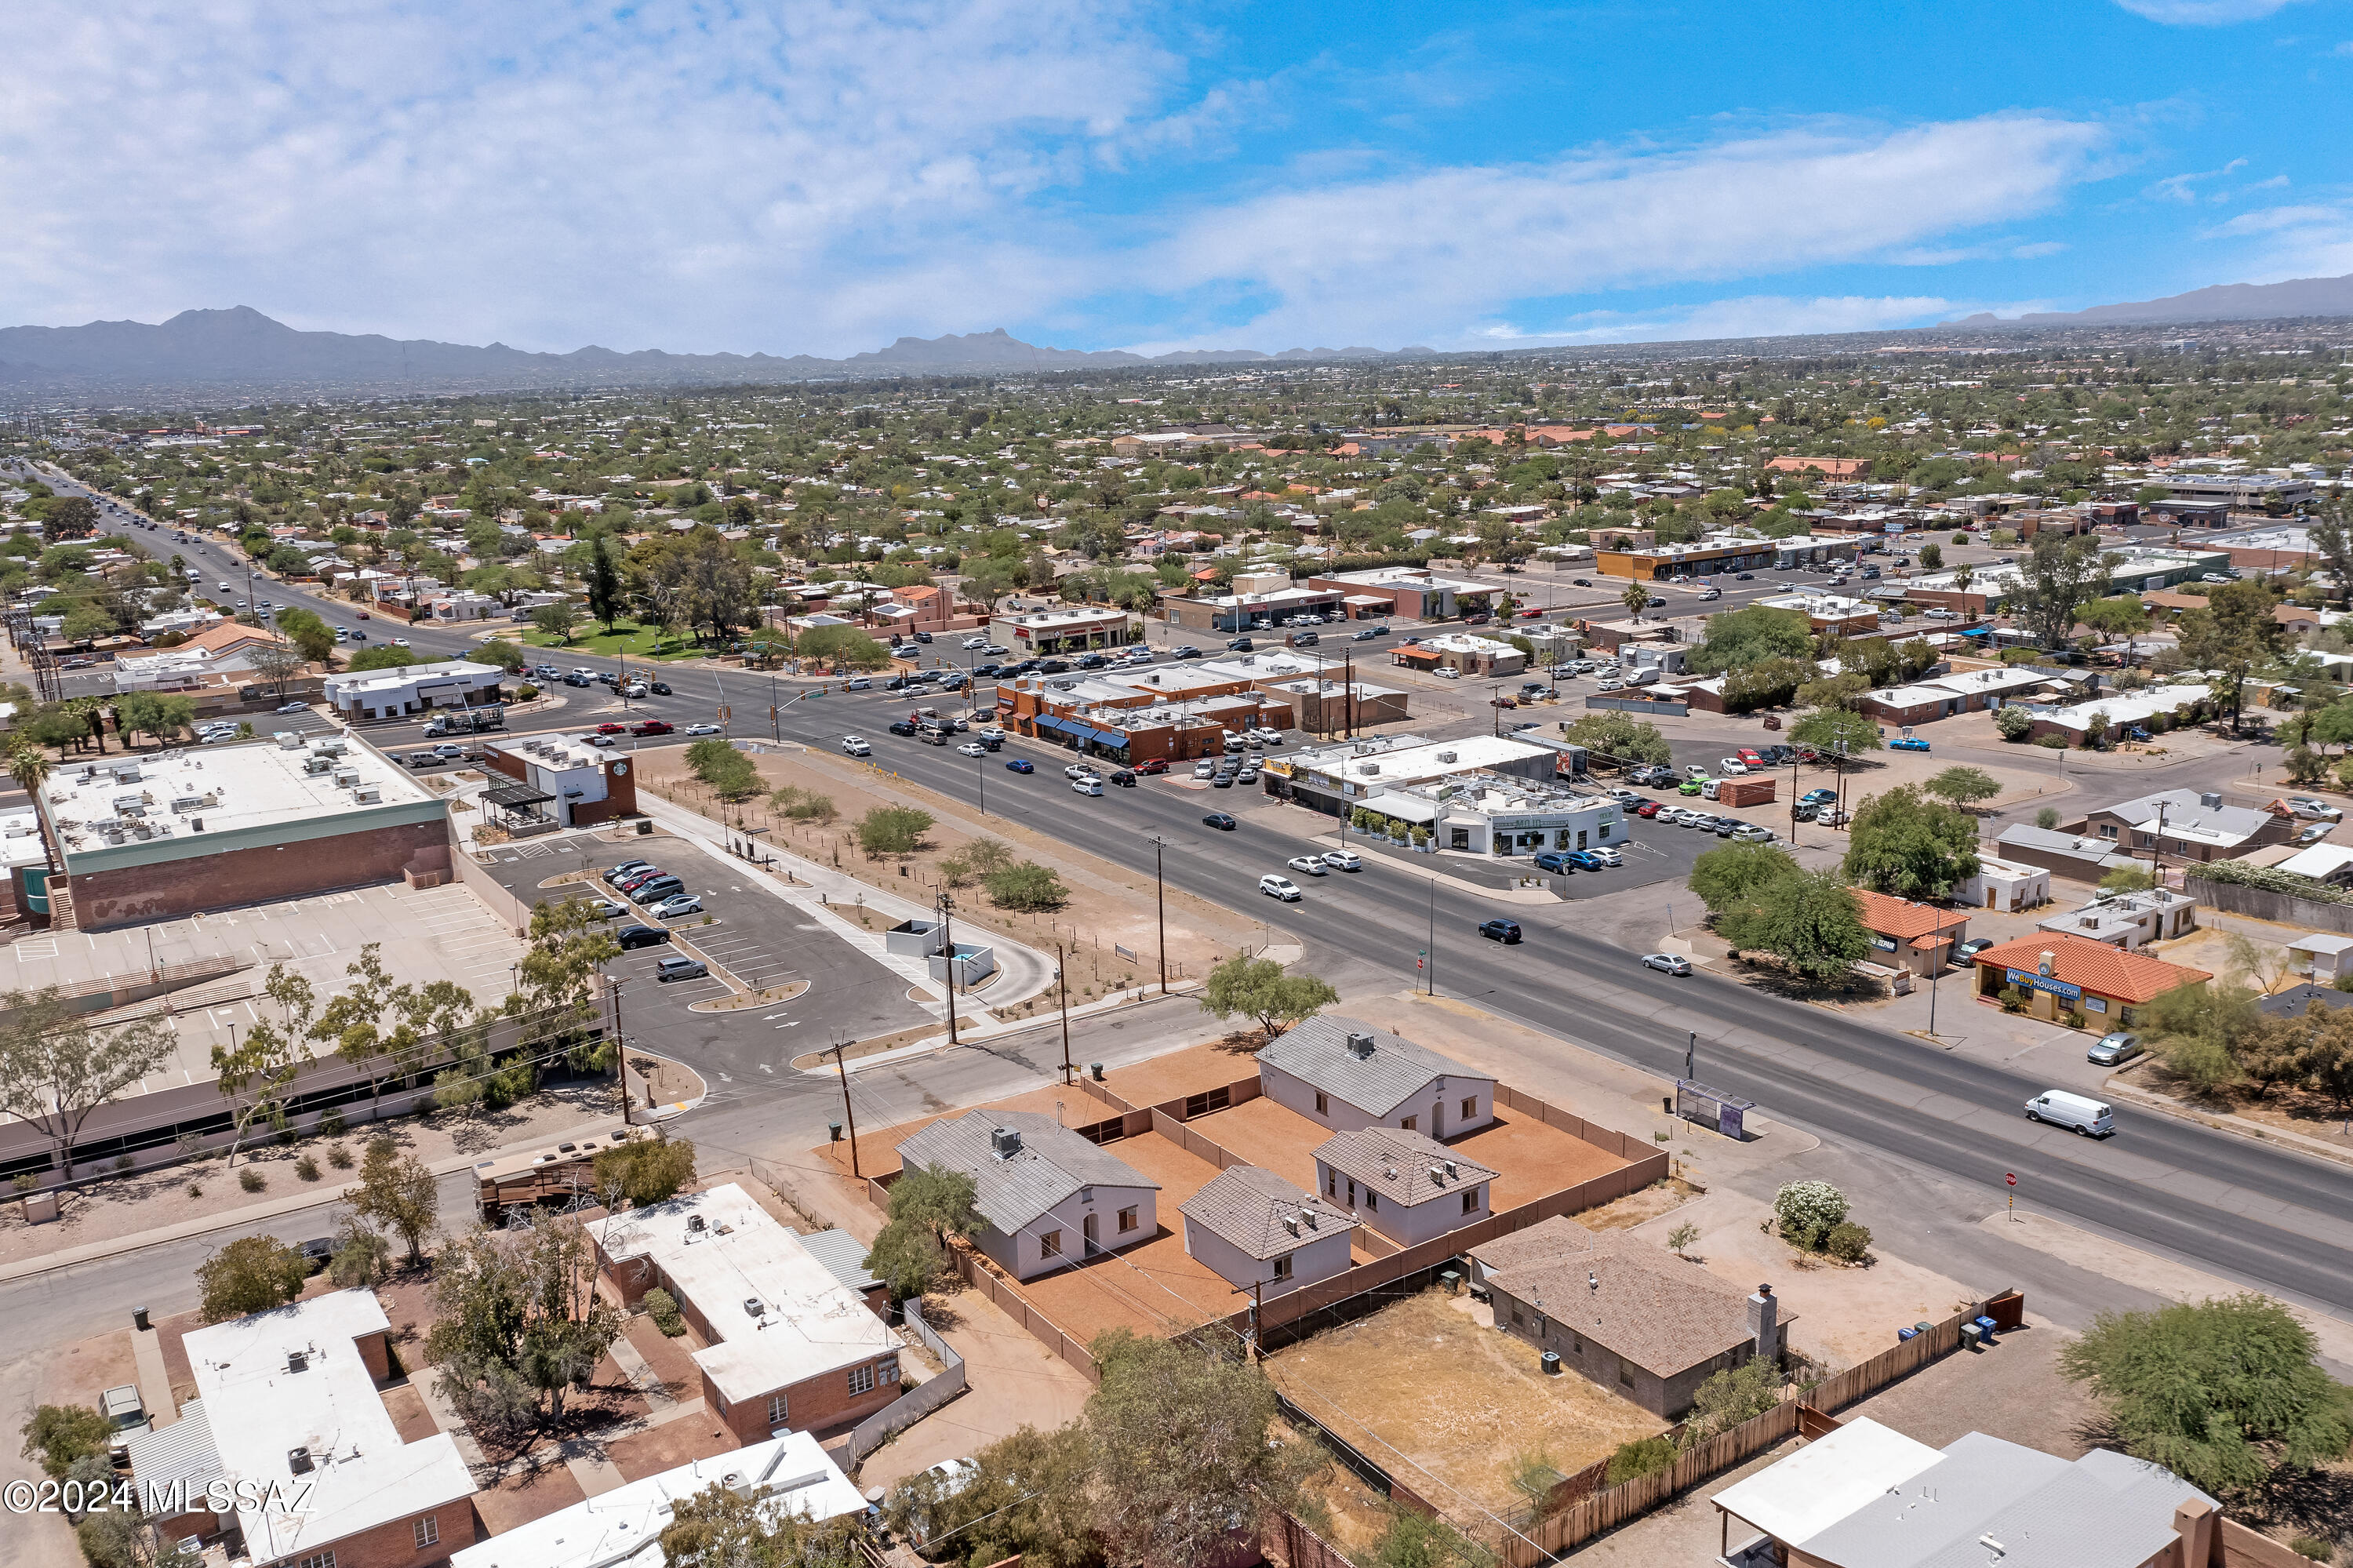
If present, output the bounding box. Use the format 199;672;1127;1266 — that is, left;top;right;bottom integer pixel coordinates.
1954;854;2052;913
588;1184;904;1445
1261;733;1560;819
1971;933;2210;1025
1849;888;1968;977
1313;1125;1497;1248
31;734;450;930
1180;1164;1357;1301
1594;531;1859;582
891;1111;1160;1282
2037;887;2199;951
1388;633;1527;676
2166;474;2314;511
113;622;298;695
1164;584;1352;633
1360;772;1625;857
1711;1417;2217;1568
1854;664;2056;728
1257;1017;1495;1137
173;1289;477;1568
1306;566;1494;620
448;1433;864;1568
322;658;505;722
2205;524;2322;573
1752;593;1882;636
480;734;641;831
991;606;1138;653
1470;1217;1778;1419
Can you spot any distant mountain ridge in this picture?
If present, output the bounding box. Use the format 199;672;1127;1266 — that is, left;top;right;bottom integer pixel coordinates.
1940;272;2353;328
0;307;1432;394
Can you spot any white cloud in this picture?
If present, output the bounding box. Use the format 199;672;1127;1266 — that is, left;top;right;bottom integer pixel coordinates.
2113;0;2306;23
1140;115;2108;347
2203;202;2353;277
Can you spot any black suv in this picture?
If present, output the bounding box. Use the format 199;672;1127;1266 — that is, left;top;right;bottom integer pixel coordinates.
1478;919;1524;944
1038;658;1071;674
616;924;672;951
887;719;920;736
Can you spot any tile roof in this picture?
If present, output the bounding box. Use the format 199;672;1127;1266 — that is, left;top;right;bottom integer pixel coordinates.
1970;932;2212;1004
893;1111;1159;1235
1849;888;1965;943
1180;1165;1355;1261
1314;1126;1498;1211
1257;1016;1493;1119
1473;1217;1758;1377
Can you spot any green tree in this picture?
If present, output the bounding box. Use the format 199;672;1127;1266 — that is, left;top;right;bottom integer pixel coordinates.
883;1424;1099;1568
196;1234;310;1322
1198;955;1340;1039
862;1222;948;1302
1922;765;2000;809
2078;595;2151;660
2060;1294;2353;1496
19;1404;111;1479
1689;842;1798;914
886;1162;982;1248
983;860;1068;910
1993;704;2035;741
2177;577;2287;732
1737;869;1871;982
1689;605;1812;676
1560;711;1671;766
661;1481;868;1568
530;602;579;642
587;540;625;631
798;624;892;671
275;606;337;663
2010;533;2115;650
1722;656;1815;713
353;1133;439;1264
210;1012;313;1166
0;988;178;1181
1843;784;1980;900
1681;1357;1784;1445
2099;864;2159;895
345;644;419;671
856;805;935;857
1916;540;1942;571
473;638;528;675
2310;499;2353;609
591;1136;697;1209
1789;705;1882;759
1797;671;1871;712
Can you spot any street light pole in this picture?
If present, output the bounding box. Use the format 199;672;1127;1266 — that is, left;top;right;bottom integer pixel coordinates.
1427;878;1438;997
1057;943;1074;1083
1151;837;1169;995
937;888;962;1051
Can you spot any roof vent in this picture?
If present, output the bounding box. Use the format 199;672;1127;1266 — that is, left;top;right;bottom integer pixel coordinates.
991;1126;1023;1159
288;1446;314;1474
1429;1164;1445;1184
1438;751;1457;763
1344;1031;1376;1060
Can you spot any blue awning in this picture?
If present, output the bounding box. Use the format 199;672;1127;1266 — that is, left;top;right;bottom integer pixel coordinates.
1080;726;1130;748
1032;715;1075;735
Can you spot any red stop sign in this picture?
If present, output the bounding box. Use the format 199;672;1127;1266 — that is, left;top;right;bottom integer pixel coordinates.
2005;1173;2017;1187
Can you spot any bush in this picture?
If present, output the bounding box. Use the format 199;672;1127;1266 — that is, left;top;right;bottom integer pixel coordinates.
855;805;935;857
1605;1435;1676;1486
18;1403;111;1478
1773;1180;1849;1250
238;1166;265;1192
1822;1221;1874;1264
295;1154;321;1181
644;1286;688;1337
515;682;540;701
326;1142;354;1170
984;860;1068;911
1992;705;2033;741
2289;1537;2332;1562
2035;806;2060;829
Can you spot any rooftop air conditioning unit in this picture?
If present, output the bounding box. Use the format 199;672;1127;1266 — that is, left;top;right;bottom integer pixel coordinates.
1344;1031;1377;1059
1438;751;1457;763
1360;762;1380;775
352;786;380;804
991;1126;1023;1159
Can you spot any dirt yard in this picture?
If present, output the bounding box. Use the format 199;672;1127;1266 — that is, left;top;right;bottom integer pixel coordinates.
635;745;1267;1013
1267;1289;1665;1525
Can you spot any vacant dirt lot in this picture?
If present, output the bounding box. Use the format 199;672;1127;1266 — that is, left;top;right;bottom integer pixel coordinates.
1267;1289;1664;1525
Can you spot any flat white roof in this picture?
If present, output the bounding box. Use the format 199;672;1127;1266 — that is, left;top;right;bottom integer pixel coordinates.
2278;846;2353;882
184;1289;474;1563
447;1431;863;1568
0;812;45;869
1289;733;1550;787
587;1184;895;1405
321;657;500;697
1712;1416;1943;1547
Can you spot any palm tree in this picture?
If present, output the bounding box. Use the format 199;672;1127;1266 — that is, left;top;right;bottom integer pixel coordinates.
8;741;60;888
1620;580;1652;622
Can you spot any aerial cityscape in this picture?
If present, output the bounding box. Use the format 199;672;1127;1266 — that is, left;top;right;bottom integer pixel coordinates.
6;5;2353;1568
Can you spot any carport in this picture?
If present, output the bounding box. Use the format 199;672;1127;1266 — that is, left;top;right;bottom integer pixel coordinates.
483;782;560;837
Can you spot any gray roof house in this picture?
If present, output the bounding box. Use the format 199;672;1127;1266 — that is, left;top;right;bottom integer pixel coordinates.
892;1111;1161;1281
1257;1017;1497;1138
1991;824;2138;884
1712;1418;2219;1568
1312;1125;1499;1247
1180;1165;1358;1299
2078;787;2290;864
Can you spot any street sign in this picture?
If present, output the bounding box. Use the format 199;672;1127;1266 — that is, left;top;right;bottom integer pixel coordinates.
2005;1173;2016;1187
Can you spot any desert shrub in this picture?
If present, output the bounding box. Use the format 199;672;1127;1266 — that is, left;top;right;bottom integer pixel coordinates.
644;1286;688;1337
295;1154;321;1181
238;1166;265;1192
1606;1436;1676;1486
1822;1221;1873;1264
1773;1181;1849;1250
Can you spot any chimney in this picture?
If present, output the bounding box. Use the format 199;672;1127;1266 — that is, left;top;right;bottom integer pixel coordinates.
1748;1283;1780;1362
991;1126;1023;1159
2171;1497;2215;1567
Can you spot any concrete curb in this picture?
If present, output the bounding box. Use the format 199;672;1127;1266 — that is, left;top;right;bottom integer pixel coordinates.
2098;1073;2353;1172
0;1115;624;1286
799;980;1209;1076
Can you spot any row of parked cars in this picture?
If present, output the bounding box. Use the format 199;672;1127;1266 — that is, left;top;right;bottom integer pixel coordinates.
595;860;711;983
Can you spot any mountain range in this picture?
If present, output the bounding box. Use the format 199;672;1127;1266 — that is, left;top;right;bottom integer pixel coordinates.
1940;271;2353;329
0;308;1431;395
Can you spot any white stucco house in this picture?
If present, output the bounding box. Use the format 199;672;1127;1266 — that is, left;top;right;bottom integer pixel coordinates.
891;1111;1158;1282
1313;1126;1497;1249
1257;1017;1496;1139
1180;1164;1356;1301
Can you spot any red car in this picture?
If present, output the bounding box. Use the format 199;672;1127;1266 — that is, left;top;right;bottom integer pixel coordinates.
1134;758;1170;775
1636;801;1662;817
595;722;627;735
1737;748;1764;767
631;719;674;737
1517;607;1546;619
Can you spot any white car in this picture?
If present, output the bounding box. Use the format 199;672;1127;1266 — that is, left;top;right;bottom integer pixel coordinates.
962;636;990;649
1719;759;1749;775
684;723;722;736
1323;849;1362;871
1732;824;1777;842
1258;875;1302;901
1071;776;1103;796
1435;667;1462;679
1588;846;1623;866
1193;760;1216;778
587;733;616;748
393;637;411;647
1642;953;1693;976
650;893;703;919
958;742;987;758
841;736;871;756
977;726;1006;741
1064;763;1100;780
1285;855;1329;877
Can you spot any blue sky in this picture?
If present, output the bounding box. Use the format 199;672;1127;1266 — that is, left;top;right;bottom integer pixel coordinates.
6;0;2351;357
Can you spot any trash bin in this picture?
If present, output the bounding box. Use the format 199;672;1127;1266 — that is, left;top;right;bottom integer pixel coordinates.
1089;1062;1105;1081
1973;1315;1998;1344
1897;1325;1919;1342
828;1121;843;1142
133;1307;150;1332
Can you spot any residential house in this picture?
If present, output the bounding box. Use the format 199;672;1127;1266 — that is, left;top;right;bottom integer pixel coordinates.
171;1289;477;1568
1469;1217;1780;1418
2018;686;2217;748
1991;824;2139;885
2289;932;2353;984
587;1184;903;1445
2076;787;2292;866
2036;887;2199;951
1711;1417;2217;1568
890;1111;1160;1281
1257;1017;1497;1137
1180;1165;1358;1301
1954;854;2052;913
1972;933;2210;1026
1312;1125;1497;1248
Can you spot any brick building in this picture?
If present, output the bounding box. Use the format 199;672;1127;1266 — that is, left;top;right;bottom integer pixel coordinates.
587;1183;904;1444
480;734;640;830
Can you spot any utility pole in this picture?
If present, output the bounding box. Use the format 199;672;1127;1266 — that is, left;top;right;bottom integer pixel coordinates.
610;975;632;1125
2151;799;2168;889
1427;878;1438;998
1151;838;1169;995
1057;943;1074;1083
831;1041;860;1178
937;889;962;1050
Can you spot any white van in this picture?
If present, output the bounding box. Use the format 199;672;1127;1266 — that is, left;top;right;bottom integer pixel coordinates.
1626;668;1661;686
2025;1090;2114;1138
1700;778;1723;801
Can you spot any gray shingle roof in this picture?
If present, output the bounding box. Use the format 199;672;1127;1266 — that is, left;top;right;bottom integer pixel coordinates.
893;1111;1158;1235
1800;1432;2213;1568
1485;1234;1755;1377
1314;1126;1497;1210
1180;1165;1354;1261
1257;1016;1493;1118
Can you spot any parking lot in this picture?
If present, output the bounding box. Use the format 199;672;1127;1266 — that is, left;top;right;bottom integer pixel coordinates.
475;834;932;1085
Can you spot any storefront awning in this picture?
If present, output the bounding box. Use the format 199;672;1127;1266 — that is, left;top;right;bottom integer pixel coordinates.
483;784;555;810
1031;715;1075;735
1077;726;1130;748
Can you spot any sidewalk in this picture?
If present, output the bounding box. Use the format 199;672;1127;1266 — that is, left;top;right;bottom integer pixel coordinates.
0;1114;622;1286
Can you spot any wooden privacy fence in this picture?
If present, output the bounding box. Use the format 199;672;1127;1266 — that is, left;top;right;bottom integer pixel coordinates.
1266;1511;1358;1568
1495;1083;1658;1163
1501;1291;2024;1566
